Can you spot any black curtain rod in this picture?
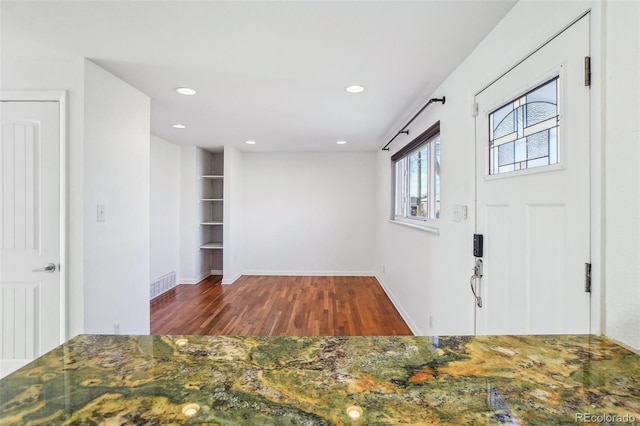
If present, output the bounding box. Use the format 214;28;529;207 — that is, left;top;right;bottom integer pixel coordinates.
381;96;446;151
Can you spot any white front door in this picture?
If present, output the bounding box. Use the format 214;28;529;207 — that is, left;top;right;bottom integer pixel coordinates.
0;100;62;377
474;15;591;335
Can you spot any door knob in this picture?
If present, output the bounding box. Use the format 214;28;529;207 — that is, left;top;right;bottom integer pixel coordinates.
33;263;56;273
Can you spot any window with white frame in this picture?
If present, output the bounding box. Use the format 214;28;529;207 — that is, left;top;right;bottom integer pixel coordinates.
392;122;440;222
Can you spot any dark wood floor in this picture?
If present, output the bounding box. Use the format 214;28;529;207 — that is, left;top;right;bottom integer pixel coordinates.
150;275;412;336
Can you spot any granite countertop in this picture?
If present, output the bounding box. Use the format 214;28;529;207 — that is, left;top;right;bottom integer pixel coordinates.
1;334;639;425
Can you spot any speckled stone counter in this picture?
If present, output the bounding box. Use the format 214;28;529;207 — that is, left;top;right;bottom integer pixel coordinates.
1;335;639;425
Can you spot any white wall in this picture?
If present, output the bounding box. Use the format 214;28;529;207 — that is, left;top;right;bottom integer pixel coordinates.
1;52;86;338
223;146;245;284
1;36;153;338
603;0;640;350
83;60;150;335
196;148;212;278
150;134;181;283
376;1;601;336
178;145;200;283
241;152;376;275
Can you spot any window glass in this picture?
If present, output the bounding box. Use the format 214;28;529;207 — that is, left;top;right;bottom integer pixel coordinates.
434;137;441;219
393;127;440;223
409;146;429;218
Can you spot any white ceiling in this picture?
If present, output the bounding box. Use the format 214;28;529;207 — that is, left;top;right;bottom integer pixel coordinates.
1;1;516;152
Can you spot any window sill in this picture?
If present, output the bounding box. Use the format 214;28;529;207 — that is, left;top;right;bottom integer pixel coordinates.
388;219;440;235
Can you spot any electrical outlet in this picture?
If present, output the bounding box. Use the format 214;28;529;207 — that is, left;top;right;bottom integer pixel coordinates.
97;204;106;222
114;322;121;335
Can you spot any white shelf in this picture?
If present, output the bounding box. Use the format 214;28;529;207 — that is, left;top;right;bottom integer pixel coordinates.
200;198;223;202
201;175;224;179
201;222;223;226
200;242;223;249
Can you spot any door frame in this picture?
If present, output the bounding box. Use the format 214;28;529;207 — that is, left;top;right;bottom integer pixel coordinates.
1;90;68;346
471;10;603;335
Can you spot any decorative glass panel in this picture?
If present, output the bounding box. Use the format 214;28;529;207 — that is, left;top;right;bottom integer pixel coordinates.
527;130;549;160
498;142;514;167
493;109;515;139
489;78;560;175
526;102;557;127
549;127;558;164
514;138;526;162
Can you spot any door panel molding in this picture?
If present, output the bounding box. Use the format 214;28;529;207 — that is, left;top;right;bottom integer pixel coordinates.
0;283;40;360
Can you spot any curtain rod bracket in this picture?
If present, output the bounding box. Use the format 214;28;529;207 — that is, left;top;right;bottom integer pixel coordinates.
381;95;446;151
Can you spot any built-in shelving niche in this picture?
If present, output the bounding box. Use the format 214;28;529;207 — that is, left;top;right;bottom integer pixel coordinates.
198;150;224;274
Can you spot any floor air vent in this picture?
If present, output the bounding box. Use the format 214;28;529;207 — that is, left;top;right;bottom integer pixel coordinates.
150;272;176;300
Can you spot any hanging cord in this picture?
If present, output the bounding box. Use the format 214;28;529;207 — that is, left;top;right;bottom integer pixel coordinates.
381;97;446;151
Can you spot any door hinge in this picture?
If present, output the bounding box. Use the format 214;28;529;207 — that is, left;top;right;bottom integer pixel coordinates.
471;102;479;117
585;263;592;293
584;56;591;87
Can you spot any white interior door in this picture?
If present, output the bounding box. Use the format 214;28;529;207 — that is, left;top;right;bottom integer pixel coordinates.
0;100;62;377
474;15;591;335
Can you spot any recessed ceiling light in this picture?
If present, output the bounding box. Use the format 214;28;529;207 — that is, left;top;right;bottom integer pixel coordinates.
175;87;197;96
345;85;365;93
245;140;256;145
337;140;347;145
172;124;186;129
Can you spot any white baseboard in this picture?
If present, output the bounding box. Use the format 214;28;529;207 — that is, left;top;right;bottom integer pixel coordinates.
242;270;376;277
179;271;211;285
221;272;242;285
182;270;375;285
605;335;640;356
375;274;422;336
211;270;223;275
